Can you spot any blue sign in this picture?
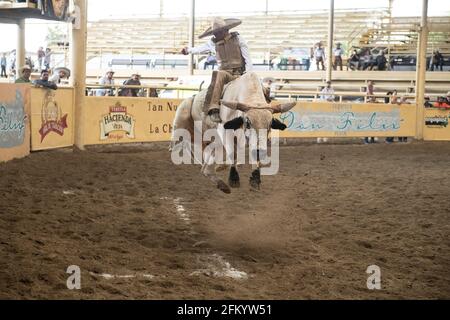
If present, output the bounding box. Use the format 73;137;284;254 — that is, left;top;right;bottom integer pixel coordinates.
0;90;27;148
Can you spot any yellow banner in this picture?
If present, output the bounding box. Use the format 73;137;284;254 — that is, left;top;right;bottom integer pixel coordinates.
423;108;450;141
30;87;75;151
83;97;181;145
277;102;417;138
0;84;30;162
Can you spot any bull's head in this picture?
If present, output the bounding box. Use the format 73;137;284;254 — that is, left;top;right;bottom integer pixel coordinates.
221;100;296;131
221;100;296;161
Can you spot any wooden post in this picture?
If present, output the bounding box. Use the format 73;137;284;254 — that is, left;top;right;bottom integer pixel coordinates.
188;0;195;75
415;0;428;140
71;0;88;149
16;19;26;79
326;0;334;82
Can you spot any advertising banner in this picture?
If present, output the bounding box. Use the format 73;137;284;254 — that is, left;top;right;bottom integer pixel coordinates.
30;87;74;150
0;84;30;162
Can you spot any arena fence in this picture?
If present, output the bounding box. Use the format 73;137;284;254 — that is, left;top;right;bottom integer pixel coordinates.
1;83;449;162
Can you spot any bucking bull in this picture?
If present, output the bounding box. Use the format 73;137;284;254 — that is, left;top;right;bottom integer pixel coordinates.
170;72;296;193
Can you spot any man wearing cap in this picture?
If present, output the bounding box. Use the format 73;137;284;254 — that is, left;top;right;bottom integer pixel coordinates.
181;17;253;123
96;69;115;96
15;65;32;83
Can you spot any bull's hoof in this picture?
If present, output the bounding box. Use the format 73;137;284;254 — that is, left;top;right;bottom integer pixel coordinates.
228;166;240;188
229;178;240;188
249;178;260;190
249;169;261;190
217;180;231;194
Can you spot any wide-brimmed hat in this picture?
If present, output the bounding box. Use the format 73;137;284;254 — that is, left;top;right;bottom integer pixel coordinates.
199;17;242;39
53;67;71;78
20;65;31;72
106;68;115;74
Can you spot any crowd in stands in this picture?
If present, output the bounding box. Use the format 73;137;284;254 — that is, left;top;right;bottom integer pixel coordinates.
93;70;158;97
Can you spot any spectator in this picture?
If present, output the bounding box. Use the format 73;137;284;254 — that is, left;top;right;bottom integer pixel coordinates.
314;43;326;71
120;73;141;97
333;43;344;71
433;96;450;109
203;53;217;70
44;48;52;70
49;67;70;84
317;81;335;143
9;49;16;75
374;51;387;71
1;53;6;78
347;50;360;70
431;50;444;71
96;69;115;96
360;49;373;70
33;69;57;90
364;80;376;144
37;46;45;70
262;77;276;103
366;80;376;103
15;65;32;83
384;90;398;144
319;80;335;102
424;96;433;108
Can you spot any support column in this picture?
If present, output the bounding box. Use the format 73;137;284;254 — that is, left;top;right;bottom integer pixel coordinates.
16;19;26;78
326;0;334;82
387;0;393;68
415;0;428;140
188;0;195;75
71;0;88;149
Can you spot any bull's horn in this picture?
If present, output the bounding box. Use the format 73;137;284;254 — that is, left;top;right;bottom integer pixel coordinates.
221;100;251;112
271;102;297;113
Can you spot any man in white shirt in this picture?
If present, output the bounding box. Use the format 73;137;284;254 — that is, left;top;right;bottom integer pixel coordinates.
333;43;344;71
96;69;115;96
182;17;253;123
314;43;326;71
319;81;335;102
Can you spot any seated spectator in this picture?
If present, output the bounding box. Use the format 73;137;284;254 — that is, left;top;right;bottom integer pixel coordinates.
203;53;217;70
433;96;450;108
424;96;433;108
15;65;31;83
431;50;444;71
360;49;372;70
33;69;57;90
49;67;70;84
319;81;335;102
348;50;360;70
119;73;141;97
374;51;387;71
96;69;115;96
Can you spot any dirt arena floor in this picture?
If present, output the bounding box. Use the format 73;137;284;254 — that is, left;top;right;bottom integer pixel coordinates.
1;141;449;299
